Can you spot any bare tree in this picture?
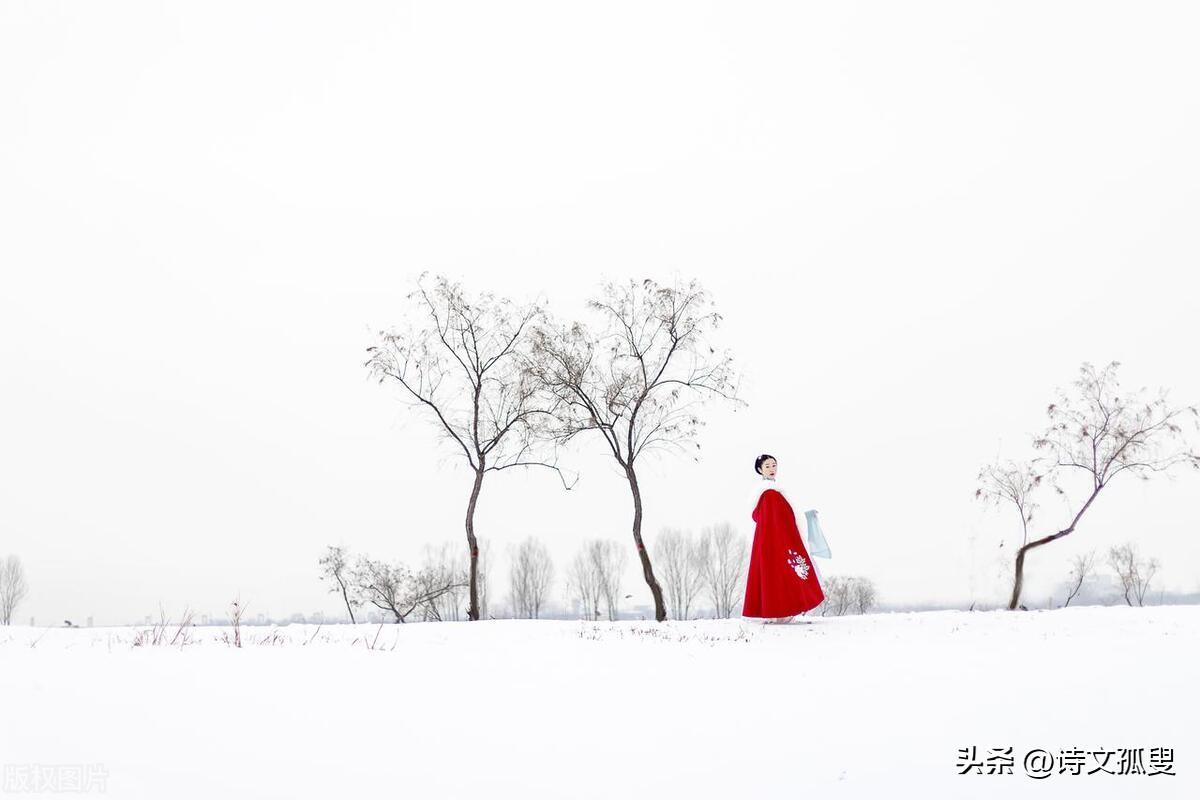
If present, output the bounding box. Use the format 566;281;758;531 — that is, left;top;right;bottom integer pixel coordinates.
1063;550;1097;607
977;362;1199;610
0;555;29;626
318;545;358;623
696;522;747;619
351;555;466;623
351;558;407;622
851;577;878;614
525;539;554;620
531;277;743;621
654;527;703;620
1107;542;1160;607
508;536;555;619
565;547;603;621
422;541;469;621
816;576;876;616
365;273;575;621
413;554;469;622
976;461;1042;585
588;539;628;621
819;576;853;616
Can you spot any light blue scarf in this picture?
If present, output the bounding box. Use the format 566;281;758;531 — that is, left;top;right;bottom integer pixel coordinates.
804;509;832;559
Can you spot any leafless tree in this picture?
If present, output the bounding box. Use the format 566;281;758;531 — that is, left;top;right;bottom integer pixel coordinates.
318;545;358;623
696;522;747;618
976;461;1042;585
816;576;876;616
351;554;466;623
654;527;704;620
413;554;469;622
589;538;628;621
565;547;603;621
851;577;878;614
365;272;575;621
1107;542;1160;607
819;576;853;616
1063;550;1097;607
508;536;555;619
0;555;30;625
352;557;407;622
422;541;469;621
530;277;743;621
977;361;1199;610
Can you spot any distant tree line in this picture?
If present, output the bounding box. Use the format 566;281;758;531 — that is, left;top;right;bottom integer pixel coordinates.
1054;541;1165;608
320;524;880;622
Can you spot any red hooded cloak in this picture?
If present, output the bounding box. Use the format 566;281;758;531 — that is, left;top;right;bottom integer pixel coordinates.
742;482;825;617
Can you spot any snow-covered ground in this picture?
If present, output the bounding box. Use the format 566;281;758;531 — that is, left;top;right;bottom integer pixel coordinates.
2;605;1196;799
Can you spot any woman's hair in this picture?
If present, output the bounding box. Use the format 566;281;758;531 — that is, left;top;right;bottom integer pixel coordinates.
754;453;776;474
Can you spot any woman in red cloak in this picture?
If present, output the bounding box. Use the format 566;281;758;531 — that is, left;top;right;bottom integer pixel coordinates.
742;453;827;623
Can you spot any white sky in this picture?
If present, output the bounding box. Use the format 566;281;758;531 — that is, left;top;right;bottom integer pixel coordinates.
2;1;1198;625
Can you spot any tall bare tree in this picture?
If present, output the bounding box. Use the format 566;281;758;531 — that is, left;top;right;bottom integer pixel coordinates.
318;545;358;623
508;536;555;619
365;273;575;621
565;546;603;621
1107;542;1160;607
696;522;747;619
654;527;703;620
1063;550;1096;607
589;538;628;621
0;555;29;626
531;278;743;621
978;361;1199;610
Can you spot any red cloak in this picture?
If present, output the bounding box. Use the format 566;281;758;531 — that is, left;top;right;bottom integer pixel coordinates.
742;486;825;617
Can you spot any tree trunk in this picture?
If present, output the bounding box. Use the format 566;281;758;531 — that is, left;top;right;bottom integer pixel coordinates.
1008;544;1036;610
627;466;667;621
339;579;356;624
466;468;484;621
1009;485;1103;609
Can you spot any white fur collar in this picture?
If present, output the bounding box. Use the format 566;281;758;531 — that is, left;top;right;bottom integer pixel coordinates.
751;476;790;506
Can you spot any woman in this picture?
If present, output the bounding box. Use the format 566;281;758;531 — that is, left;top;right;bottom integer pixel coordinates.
742;454;828;623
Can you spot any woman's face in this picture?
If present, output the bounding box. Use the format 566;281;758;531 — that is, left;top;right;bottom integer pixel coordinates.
761;458;777;478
